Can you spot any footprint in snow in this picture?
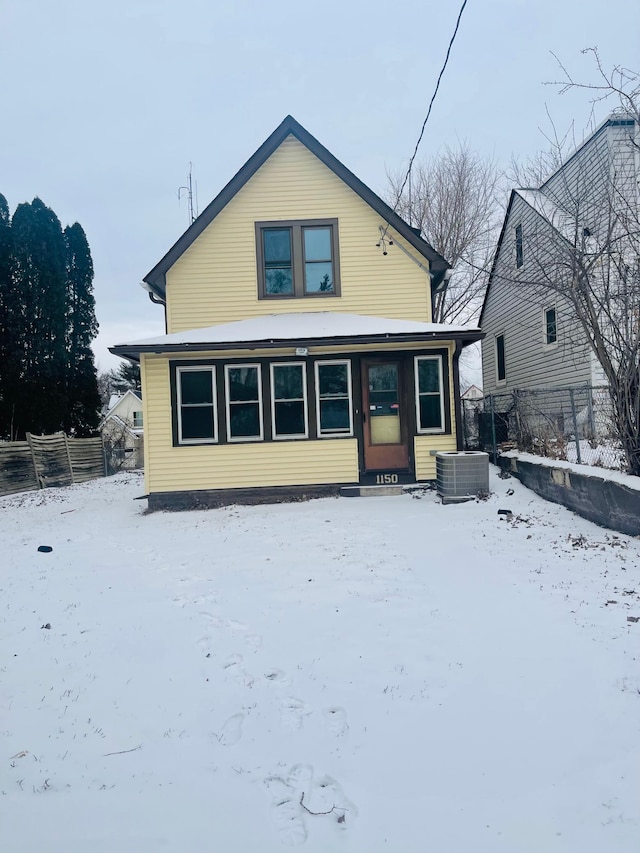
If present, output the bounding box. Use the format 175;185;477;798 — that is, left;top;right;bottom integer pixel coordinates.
323;706;348;736
216;713;244;746
223;654;255;688
281;698;311;731
264;668;290;686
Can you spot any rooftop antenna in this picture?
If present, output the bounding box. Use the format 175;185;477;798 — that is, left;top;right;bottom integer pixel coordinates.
178;162;198;224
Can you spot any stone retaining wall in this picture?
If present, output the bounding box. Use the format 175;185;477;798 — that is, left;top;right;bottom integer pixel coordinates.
498;455;640;537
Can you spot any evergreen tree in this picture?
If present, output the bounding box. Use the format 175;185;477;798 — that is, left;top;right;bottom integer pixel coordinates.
0;194;14;438
9;198;67;437
64;223;100;435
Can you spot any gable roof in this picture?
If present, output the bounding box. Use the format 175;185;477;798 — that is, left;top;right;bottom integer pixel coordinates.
101;389;143;420
142;115;449;301
479;188;576;327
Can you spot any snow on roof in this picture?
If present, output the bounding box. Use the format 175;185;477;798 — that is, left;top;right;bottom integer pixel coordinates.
117;312;480;348
516;189;577;243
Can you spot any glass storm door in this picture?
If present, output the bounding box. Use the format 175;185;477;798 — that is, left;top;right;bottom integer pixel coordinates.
362;361;409;471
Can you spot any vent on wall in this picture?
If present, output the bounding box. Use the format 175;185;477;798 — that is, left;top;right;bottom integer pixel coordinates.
436;451;490;503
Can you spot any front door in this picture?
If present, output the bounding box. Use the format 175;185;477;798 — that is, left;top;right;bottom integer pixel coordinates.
362;360;410;472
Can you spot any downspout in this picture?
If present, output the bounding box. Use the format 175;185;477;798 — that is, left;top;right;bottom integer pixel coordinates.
452;339;464;450
141;280;168;334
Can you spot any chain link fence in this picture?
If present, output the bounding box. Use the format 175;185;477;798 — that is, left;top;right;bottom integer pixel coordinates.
462;386;625;471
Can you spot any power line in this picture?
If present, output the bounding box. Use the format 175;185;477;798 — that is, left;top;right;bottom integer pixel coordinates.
392;0;470;221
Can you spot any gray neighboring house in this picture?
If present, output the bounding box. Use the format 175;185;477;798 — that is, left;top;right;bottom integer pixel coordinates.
480;114;638;399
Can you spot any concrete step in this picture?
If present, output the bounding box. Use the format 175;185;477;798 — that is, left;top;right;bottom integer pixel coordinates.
340;484;429;498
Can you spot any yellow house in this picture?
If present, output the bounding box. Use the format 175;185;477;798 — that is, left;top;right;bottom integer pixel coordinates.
111;116;483;509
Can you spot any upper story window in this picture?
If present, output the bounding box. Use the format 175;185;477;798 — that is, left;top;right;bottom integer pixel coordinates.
177;366;217;444
256;219;340;299
515;223;524;268
132;410;143;428
495;334;506;384
543;306;557;346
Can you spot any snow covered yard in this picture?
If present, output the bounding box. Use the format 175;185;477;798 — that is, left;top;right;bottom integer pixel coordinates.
1;470;639;852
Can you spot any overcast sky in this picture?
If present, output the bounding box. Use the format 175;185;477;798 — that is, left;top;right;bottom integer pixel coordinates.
1;0;638;373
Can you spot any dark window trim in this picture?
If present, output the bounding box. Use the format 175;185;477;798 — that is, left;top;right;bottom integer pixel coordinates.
169;350;452;449
256;218;341;299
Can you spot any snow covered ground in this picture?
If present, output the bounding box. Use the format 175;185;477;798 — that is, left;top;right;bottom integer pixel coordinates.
1;470;639;852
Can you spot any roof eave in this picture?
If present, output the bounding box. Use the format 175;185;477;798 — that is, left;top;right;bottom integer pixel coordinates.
110;329;484;362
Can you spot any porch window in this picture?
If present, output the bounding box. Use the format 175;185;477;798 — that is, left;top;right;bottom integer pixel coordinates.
270;363;308;439
225;364;263;441
315;360;353;436
177;366;217;444
257;219;340;298
414;356;445;433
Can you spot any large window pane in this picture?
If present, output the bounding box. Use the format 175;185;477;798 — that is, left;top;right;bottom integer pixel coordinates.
229;403;261;437
274;401;305;436
303;227;331;260
181;406;215;440
318;363;348;397
264;229;291;264
181;370;213;405
227;366;259;401
418;359;439;393
305;262;334;293
319;399;350;432
316;361;352;436
419;396;442;430
265;268;294;295
274;364;303;399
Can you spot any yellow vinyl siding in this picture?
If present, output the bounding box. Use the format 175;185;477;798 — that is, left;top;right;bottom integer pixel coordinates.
166;136;431;332
414;434;458;480
141;355;358;494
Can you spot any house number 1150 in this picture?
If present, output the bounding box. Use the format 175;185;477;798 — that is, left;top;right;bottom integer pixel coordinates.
376;473;399;485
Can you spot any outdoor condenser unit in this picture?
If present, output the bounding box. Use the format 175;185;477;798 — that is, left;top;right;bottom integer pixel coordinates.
436;451;490;503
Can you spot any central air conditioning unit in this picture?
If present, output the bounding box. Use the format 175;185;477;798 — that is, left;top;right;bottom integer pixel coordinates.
436;451;490;503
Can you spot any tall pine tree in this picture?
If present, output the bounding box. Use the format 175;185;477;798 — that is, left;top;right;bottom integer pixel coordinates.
64;223;100;435
8;198;68;437
0;194;14;438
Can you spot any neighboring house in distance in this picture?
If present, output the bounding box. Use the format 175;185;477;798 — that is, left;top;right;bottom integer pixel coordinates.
111;116;482;509
480;114;638;399
99;389;144;470
461;384;483;401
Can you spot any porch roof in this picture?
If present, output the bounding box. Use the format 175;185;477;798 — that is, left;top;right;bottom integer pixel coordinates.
110;312;483;360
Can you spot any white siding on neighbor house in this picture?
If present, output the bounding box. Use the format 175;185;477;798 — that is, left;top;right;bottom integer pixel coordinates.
481;193;593;396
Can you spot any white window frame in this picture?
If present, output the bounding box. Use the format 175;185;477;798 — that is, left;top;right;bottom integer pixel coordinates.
314;359;353;438
270;362;309;440
176;365;217;445
495;333;506;386
224;363;263;442
414;355;446;435
132;410;143;428
543;305;558;349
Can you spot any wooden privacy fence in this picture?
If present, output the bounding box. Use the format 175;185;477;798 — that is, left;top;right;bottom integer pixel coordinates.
0;432;105;497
